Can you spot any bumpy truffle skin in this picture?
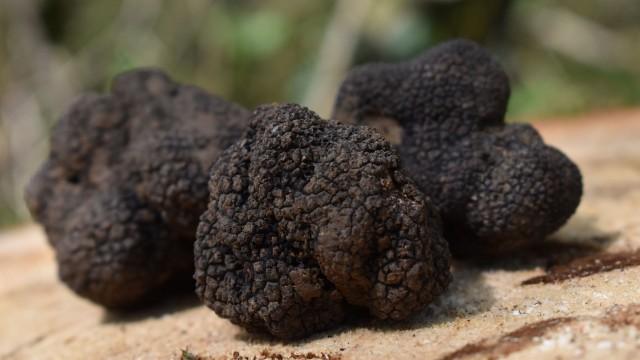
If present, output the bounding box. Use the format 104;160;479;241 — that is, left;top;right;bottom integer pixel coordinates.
195;104;451;339
25;69;249;308
333;39;583;257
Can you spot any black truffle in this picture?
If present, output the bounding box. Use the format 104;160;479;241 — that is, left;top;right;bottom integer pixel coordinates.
195;103;451;339
25;69;250;308
333;39;583;257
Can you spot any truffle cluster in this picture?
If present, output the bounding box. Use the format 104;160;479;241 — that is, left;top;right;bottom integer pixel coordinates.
194;104;451;339
25;69;249;308
333;39;583;257
26;38;584;340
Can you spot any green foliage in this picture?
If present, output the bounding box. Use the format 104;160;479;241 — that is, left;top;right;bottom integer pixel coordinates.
509;59;640;119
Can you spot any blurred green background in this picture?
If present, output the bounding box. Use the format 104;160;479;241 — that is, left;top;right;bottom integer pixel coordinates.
1;0;639;228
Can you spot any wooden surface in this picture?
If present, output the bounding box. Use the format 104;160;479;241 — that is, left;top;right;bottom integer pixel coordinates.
1;109;640;360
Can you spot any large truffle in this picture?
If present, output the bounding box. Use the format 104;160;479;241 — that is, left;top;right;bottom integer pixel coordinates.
25;69;249;308
195;104;451;339
333;39;583;257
